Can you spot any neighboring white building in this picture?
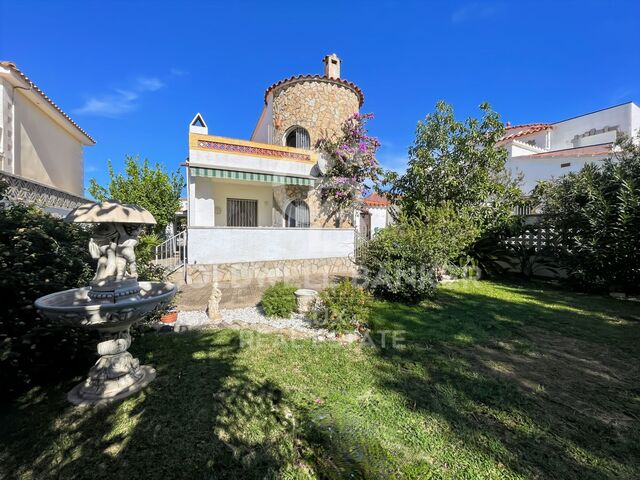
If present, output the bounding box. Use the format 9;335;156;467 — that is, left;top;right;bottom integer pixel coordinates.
501;102;640;193
355;192;393;240
180;55;362;285
0;61;95;215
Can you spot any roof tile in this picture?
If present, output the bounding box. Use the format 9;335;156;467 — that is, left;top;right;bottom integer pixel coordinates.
264;74;364;106
0;61;95;144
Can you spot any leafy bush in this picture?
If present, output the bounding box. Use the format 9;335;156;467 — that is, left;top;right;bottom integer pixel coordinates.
135;232;160;265
261;282;297;318
0;199;95;398
534;134;640;293
360;206;478;302
444;256;481;279
310;280;371;333
135;233;168;281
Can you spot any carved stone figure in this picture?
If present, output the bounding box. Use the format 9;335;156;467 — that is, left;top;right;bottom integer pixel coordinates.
207;282;222;322
115;223;142;279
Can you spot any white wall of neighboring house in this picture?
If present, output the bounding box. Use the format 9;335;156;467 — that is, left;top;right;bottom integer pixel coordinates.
508;155;607;192
13;90;84;195
369;206;388;234
506;102;640;193
550;103;638;150
0;65;94;198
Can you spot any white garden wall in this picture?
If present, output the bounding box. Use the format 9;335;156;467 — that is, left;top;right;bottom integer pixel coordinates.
188;227;354;264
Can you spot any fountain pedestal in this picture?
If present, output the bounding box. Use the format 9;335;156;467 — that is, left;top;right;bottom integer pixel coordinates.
67;329;156;406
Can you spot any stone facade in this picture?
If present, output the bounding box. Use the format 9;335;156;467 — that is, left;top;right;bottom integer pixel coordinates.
183;257;356;286
272;79;360;146
269;75;361;229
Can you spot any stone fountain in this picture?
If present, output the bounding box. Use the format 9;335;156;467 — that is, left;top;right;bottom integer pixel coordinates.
35;201;177;406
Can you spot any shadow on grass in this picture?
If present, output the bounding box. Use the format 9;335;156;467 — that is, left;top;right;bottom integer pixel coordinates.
369;280;640;479
0;330;304;479
0;329;400;480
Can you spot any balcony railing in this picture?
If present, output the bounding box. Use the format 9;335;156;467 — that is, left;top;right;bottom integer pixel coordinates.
154;231;186;273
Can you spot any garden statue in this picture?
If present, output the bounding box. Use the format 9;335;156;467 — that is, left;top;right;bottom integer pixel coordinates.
207;282;222;322
34;201;176;406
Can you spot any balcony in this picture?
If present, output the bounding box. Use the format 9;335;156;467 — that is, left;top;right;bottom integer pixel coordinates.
188;133;317;178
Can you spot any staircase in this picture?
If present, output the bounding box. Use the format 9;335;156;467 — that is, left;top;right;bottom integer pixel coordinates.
350;229;369;265
154;231;186;273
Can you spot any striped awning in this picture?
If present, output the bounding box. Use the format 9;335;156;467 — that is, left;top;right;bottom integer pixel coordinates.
190;167;314;186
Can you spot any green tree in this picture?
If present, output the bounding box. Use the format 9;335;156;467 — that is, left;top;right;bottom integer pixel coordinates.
534;134;640;293
385;101;522;238
88;155;183;233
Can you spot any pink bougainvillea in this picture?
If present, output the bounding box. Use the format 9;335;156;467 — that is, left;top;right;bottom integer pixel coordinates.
315;113;382;211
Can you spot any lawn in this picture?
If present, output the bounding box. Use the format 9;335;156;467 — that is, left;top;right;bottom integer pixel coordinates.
1;280;639;479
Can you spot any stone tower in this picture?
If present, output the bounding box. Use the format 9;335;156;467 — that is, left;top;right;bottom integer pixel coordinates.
264;54;363;148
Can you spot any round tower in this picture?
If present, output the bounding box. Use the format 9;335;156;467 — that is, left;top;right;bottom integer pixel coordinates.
264;54;364;148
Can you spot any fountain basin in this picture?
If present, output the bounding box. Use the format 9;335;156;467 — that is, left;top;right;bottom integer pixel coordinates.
35;281;176;330
35;281;176;406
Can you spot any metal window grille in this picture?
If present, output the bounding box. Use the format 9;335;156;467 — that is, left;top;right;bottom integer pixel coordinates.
285;200;310;228
227;198;258;227
285;127;310;149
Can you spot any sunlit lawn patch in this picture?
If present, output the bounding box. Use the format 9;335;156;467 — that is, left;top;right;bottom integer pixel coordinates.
2;280;639;479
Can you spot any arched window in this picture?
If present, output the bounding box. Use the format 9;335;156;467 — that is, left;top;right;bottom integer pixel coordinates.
284;126;310;149
285;200;310;228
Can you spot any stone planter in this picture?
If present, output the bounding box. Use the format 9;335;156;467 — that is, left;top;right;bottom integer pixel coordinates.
295;288;318;313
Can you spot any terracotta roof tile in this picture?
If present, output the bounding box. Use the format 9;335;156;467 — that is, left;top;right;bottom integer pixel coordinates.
499;123;552;143
0;61;95;144
363;192;390;207
264;74;364;106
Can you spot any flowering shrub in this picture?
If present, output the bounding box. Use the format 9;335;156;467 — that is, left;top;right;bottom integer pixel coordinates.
315;113;382;211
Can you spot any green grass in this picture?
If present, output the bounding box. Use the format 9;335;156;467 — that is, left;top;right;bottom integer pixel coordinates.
2;280;640;479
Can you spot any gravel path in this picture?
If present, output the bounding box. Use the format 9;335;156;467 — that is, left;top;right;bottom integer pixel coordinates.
175;307;350;341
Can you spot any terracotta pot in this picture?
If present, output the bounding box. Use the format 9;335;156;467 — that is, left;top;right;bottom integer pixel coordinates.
160;310;178;324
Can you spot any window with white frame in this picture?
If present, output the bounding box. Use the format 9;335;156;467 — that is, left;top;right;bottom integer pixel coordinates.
284;200;310;228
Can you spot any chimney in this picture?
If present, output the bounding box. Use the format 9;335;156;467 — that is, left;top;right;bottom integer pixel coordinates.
323;53;341;79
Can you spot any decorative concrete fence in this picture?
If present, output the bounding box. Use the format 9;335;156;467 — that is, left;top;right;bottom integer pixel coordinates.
505;228;553;251
498;228;564;279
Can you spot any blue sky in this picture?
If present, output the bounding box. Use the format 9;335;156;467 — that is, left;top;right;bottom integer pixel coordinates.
1;0;639;195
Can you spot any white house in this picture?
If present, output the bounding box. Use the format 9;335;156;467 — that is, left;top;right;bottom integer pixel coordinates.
501;101;640;193
355;192;393;240
0;61;95;215
181;54;362;285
